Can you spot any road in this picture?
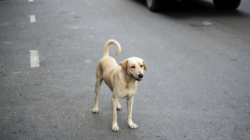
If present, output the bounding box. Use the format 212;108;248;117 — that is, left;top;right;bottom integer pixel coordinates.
0;0;250;139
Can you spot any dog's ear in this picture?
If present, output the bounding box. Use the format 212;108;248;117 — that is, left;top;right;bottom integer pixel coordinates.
143;60;147;70
120;59;128;70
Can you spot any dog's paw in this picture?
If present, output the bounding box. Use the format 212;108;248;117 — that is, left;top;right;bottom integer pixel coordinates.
112;124;119;131
129;123;138;129
92;108;99;113
117;105;122;110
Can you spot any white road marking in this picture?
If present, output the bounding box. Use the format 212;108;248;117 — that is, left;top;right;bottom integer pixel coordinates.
202;21;213;26
4;42;12;44
29;50;40;68
30;15;36;22
29;0;34;2
85;60;92;63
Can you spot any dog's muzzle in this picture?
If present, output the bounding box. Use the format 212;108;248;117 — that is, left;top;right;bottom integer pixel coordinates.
131;74;143;81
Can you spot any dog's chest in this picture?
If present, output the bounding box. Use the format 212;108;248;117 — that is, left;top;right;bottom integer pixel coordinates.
119;85;136;99
120;91;135;99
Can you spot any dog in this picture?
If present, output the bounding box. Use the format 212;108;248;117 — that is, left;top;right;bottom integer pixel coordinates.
92;39;146;131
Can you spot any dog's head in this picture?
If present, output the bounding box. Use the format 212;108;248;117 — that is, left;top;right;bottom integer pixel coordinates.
120;57;146;81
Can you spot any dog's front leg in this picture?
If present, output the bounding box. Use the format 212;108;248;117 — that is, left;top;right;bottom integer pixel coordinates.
111;97;119;131
127;96;138;129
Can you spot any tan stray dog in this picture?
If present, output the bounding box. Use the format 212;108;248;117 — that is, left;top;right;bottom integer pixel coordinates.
92;39;146;131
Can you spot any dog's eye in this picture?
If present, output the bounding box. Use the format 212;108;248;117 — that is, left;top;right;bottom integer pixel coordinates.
140;65;143;67
131;66;135;68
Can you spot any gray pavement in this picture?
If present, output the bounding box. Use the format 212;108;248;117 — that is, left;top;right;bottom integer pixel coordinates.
0;0;250;139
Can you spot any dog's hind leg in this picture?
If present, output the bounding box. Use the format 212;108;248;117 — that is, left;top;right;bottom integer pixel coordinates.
92;65;103;114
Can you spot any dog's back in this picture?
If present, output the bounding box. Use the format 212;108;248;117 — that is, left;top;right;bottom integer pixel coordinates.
98;57;118;74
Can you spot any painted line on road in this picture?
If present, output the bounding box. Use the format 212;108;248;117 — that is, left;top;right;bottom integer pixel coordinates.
85;60;92;63
30;15;36;22
29;0;34;2
29;50;40;68
202;21;213;26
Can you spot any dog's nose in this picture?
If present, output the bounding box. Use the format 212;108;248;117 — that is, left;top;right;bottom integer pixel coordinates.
138;74;143;78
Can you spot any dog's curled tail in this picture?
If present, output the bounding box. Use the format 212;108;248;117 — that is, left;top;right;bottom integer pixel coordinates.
103;39;121;57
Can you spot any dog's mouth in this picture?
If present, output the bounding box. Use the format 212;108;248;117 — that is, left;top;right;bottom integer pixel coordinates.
131;74;142;81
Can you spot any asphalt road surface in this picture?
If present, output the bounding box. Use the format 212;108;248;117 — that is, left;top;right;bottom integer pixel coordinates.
1;0;250;139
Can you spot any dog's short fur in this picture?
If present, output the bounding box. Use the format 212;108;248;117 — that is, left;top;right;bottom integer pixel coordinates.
92;39;146;131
